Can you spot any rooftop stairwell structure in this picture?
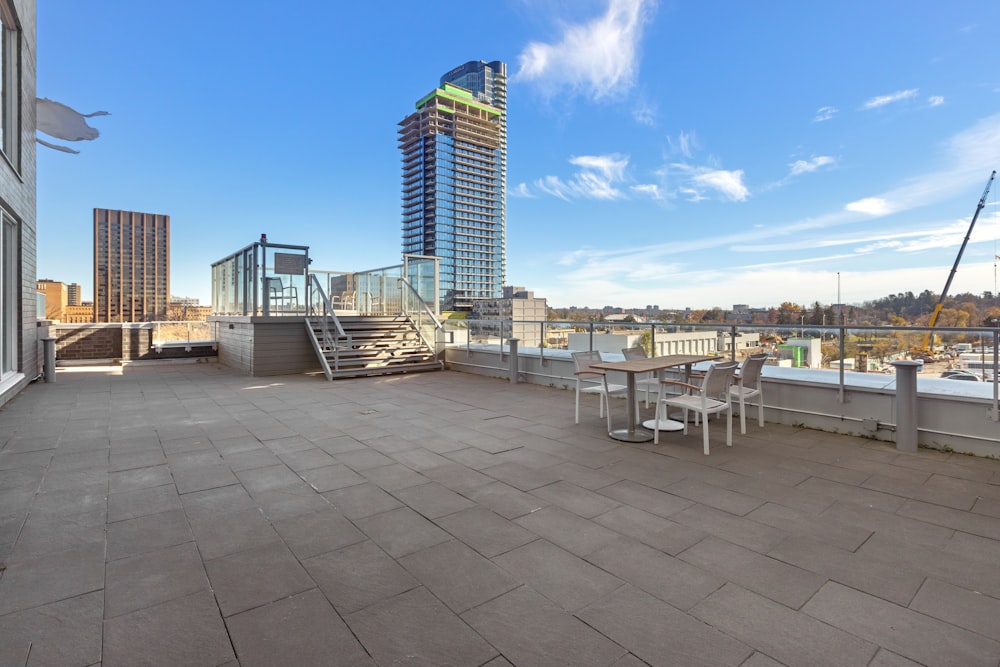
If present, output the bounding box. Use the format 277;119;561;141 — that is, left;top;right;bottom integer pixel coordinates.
304;274;444;380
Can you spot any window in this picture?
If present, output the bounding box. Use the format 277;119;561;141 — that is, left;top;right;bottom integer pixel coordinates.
0;1;20;168
1;209;17;377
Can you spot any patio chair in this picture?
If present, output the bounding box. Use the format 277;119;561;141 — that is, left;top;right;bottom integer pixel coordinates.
571;350;627;428
331;291;355;309
266;276;298;312
654;360;739;454
731;352;768;434
621;346;683;411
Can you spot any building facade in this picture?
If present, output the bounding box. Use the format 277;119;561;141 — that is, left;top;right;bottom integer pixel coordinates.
94;208;170;322
470;286;547;347
0;0;37;406
67;281;81;305
36;278;67;321
399;60;506;311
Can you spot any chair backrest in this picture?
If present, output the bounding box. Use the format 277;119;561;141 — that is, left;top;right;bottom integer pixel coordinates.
739;353;769;389
701;360;739;398
572;350;603;375
622;346;648;361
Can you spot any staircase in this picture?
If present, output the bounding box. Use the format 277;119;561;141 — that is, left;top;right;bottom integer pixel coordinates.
305;315;444;380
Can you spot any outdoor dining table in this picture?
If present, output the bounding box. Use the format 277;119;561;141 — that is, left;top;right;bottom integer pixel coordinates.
590;353;722;443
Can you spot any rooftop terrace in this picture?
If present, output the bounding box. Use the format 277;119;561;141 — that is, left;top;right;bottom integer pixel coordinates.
3;363;1000;665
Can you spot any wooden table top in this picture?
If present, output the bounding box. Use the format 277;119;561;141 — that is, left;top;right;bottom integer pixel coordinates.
590;354;722;374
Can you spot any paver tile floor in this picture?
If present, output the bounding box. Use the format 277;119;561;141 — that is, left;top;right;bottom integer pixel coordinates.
3;363;1000;665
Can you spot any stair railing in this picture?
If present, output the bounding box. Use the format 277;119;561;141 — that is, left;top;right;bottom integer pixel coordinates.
398;277;443;355
306;273;351;377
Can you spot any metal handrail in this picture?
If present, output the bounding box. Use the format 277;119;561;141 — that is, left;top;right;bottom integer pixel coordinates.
398;277;442;352
307;274;346;339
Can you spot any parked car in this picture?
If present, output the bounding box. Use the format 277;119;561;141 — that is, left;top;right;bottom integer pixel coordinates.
940;369;982;381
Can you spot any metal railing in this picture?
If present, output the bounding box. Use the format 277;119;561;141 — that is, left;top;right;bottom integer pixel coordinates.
445;319;1000;417
151;321;217;346
399;277;443;354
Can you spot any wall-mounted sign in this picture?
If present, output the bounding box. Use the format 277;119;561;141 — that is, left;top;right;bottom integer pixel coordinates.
273;252;307;275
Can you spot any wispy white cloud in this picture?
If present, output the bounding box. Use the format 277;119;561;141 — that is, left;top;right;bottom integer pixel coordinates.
516;0;656;101
531;153;630;200
928;95;945;107
789;155;835;177
510;182;536;198
630;183;662;199
672;164;749;202
813;106;838;122
845;197;896;216
666;131;697;158
862;88;919;110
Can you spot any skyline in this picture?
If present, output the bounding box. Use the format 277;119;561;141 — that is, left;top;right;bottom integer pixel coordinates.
36;1;1000;310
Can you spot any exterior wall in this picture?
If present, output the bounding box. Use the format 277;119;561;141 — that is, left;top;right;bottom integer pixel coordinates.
36;279;66;320
52;323;217;362
0;0;37;407
212;316;321;377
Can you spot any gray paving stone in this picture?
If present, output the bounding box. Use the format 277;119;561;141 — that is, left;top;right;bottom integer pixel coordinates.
421;461;496;493
594;505;707;555
820;500;954;548
391;481;476;519
104;541;209;619
333;447;395;470
679;536;826;609
171;463;239;494
109;464;172;493
189;506;281;560
322;482;402;519
797;476;905;513
596;479;694;517
436;506;538;557
483;460;563;491
400;539;519;613
0;542;106;616
304;539;418;614
578;584;752;667
272;507;366;559
204;541;315;617
528;480;621;518
768;534;923;606
664;477;765;516
31;481;108;517
226;589;374;667
515;505;620;556
746;501;872;551
236;463;307;493
179;483;257;521
587;536;724;611
671;503;788;553
803;581;1000;665
297;462;367;493
897;498;1000;540
492;538;625;612
108;483;182;522
102;590;236;667
360;462;430;491
0;591;103;667
222;447;280;471
11;505;106;558
463;585;627;666
354;506;452;558
276;446;337;472
252;486;333;520
691;583;877;667
463;480;547;519
165;448;224;470
909;577;1000;642
347;586;497;666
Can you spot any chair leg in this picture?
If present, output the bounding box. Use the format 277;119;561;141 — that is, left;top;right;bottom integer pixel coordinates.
739;392;747;435
757;395;765;427
726;406;733;448
575;385;581;424
702;410;710;455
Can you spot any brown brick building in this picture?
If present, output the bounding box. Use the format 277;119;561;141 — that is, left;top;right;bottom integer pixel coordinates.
94;208;170;322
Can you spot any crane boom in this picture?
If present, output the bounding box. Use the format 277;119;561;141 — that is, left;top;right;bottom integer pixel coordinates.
920;170;996;352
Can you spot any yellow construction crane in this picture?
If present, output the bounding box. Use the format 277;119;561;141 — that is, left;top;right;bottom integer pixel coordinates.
916;170;996;356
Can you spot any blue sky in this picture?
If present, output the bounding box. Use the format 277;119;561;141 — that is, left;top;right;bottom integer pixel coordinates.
36;0;1000;310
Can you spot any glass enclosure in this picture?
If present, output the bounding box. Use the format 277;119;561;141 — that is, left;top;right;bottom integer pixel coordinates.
211;237;310;316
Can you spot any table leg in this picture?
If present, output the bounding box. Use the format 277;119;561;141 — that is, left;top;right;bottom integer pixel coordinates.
607;372;653;443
